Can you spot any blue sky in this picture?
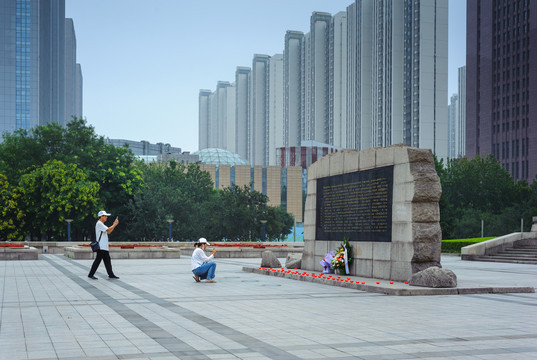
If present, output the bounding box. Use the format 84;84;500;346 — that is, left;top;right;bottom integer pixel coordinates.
66;0;466;153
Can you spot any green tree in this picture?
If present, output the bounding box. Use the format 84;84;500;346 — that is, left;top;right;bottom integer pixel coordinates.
125;160;217;241
0;174;24;240
0;119;144;240
264;205;294;241
18;160;101;240
436;154;534;239
218;184;268;241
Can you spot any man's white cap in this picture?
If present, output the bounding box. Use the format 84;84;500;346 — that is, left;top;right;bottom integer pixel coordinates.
198;237;210;245
98;210;111;217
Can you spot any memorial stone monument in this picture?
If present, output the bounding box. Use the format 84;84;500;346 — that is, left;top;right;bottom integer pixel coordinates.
302;144;446;282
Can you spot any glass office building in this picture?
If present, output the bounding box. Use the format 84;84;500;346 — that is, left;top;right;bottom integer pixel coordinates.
0;0;82;138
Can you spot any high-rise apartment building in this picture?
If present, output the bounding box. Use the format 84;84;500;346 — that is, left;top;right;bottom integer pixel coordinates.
0;0;82;137
329;11;348;148
304;12;331;144
235;67;251;161
448;66;466;159
268;54;284;166
199;0;448;165
467;0;536;182
65;18;82;123
448;94;459;159
216;81;231;149
198;89;211;150
251;55;270;166
458;66;466;157
284;31;304;149
350;0;448;157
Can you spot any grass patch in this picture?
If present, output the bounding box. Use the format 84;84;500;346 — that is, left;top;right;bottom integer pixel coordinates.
441;237;496;254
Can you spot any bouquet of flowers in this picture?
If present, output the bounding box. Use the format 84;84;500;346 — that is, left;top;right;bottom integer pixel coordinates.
331;237;353;275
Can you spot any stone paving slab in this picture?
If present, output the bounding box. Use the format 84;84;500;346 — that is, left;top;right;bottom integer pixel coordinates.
1;254;537;359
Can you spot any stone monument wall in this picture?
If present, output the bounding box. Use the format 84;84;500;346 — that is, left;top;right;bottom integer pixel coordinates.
301;144;442;281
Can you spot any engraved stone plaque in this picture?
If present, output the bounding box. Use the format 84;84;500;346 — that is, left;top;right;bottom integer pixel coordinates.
316;166;394;242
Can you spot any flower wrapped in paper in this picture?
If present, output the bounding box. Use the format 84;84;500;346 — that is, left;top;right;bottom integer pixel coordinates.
320;251;335;273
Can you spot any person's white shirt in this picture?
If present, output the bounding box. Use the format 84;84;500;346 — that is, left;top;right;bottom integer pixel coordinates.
95;221;109;251
191;247;214;270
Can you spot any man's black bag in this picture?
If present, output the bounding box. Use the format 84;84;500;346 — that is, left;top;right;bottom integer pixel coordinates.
90;231;103;252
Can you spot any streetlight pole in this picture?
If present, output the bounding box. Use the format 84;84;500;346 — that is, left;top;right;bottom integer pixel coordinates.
166;219;174;242
260;220;267;242
65;219;74;242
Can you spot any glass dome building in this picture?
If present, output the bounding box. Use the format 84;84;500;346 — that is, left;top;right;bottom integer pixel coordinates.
192;148;249;166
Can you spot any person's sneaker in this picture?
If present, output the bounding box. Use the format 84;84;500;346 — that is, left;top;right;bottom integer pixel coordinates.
88;275;98;280
109;276;120;279
193;275;200;283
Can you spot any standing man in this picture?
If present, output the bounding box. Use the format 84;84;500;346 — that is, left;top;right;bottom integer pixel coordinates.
88;210;120;280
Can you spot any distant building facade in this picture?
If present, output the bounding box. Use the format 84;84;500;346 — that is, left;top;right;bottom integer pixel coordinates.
105;139;182;156
277;140;340;169
191;148;305;222
0;0;82;137
466;0;536;182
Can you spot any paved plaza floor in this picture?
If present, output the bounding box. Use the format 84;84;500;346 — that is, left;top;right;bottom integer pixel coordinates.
1;254;536;360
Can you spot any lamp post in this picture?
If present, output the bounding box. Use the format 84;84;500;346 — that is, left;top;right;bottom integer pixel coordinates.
65;219;74;242
260;220;267;242
166;219;174;242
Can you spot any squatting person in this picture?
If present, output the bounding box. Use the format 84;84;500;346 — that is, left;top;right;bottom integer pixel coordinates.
191;238;217;283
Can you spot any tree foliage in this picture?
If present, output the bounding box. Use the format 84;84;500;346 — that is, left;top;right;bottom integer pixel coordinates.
125;160;217;241
0;174;23;240
0;119;143;240
436;154;537;239
18;160;101;240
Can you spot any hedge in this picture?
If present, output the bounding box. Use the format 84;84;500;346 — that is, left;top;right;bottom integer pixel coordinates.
441;237;496;254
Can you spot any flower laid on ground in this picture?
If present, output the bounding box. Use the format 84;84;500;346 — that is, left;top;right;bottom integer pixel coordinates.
331;237;353;275
320;251;335;273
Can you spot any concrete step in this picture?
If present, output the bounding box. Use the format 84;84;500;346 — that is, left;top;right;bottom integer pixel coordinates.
503;248;537;254
471;256;537;265
497;251;537;257
493;255;537;260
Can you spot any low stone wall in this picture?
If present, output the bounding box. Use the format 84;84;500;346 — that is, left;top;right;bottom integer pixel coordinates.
461;232;537;259
5;241;304;258
0;246;38;260
202;245;303;259
64;246;181;260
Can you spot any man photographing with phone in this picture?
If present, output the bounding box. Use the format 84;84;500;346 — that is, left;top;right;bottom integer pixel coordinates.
88;210;120;280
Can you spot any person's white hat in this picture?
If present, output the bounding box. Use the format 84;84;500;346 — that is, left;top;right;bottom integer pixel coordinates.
198;237;210;245
98;210;111;217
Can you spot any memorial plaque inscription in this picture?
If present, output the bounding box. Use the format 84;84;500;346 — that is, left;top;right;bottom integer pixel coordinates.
316;166;393;242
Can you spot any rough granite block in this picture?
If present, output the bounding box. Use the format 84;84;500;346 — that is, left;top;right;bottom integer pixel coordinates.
412;202;440;223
